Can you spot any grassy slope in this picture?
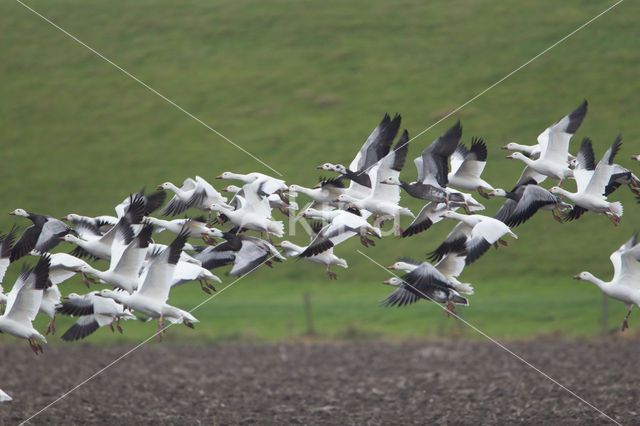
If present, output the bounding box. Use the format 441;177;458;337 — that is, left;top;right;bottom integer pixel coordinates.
1;0;639;344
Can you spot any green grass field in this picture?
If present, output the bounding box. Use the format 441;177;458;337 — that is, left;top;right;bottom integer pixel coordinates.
1;0;639;344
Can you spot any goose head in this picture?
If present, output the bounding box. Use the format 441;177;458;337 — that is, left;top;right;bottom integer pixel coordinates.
316;163;336;171
387;261;415;272
383;277;404;287
573;271;595;282
380;176;401;185
501;142;521;150
9;208;28;217
488;188;506;197
157;182;174;190
222;185;241;193
505;152;528;161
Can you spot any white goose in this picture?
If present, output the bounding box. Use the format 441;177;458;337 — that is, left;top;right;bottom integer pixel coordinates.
506;100;587;186
0;255;50;354
574;233;640;331
299;207;382;256
159;176;228;216
552;135;624;225
288;178;346;212
447;137;495;198
97;230;198;340
438;211;518;264
223;184;298;216
76;221;153;293
338;130;414;235
277;222;348;280
208;180;284;243
144;216;223;241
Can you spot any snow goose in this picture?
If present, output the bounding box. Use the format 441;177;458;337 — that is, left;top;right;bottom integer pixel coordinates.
189;244;237;271
389;252;473;295
381;262;468;313
0;255;51;354
277;222;348;280
216;172;289;204
437;211;517;264
299;207;381;256
214;232;285;276
553;135;624;225
574;233;640;331
319;113;401;189
159;176;229;216
490;178;571;226
288;177;346;212
168;260;221;294
223;184;298;216
61;193;147;261
76;221;154;293
208;180;284;243
506;100;587;186
339;130;413;234
501;142;542;159
56;291;136;340
604;163;640;196
144;216;223;241
9;209;75;261
147;243;201;265
29;251;91;285
380;122;464;206
447;137;495;198
97;230;197;340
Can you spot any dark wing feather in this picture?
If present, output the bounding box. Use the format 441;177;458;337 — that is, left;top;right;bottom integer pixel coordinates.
10;226;40;262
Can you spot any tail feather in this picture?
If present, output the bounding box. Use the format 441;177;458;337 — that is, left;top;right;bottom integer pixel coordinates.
609;201;623;217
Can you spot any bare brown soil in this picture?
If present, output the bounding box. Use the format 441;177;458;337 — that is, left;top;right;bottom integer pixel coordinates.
0;339;637;425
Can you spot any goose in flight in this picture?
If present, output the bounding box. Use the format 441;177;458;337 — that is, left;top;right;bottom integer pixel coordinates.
447;137;495;198
380;121;464;207
0;255;51;354
277;221;348;280
339;130;413;234
381;262;468;314
490;178;571;227
506;100;587;186
159;176;229;217
574;233;640;331
9;209;75;261
388;252;473;295
318;113;401;189
97;230;197;340
436;211;517;265
299;207;381;256
56;291;137;340
553;135;624;225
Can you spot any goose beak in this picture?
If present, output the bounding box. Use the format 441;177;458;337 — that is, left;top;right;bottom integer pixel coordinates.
275;242;282;247
505;154;514;159
62;296;69;300
487;191;495;197
383;279;392;285
633;155;640;161
333;197;341;202
316;165;324;169
221;187;229;192
573;274;582;280
313;183;321;189
8;211;15;215
216;174;223;179
501;145;509;150
61;215;69;221
157;185;163;190
387;265;396;269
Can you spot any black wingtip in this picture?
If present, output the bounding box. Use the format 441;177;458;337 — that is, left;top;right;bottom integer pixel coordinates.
34;254;51;289
565;100;588;134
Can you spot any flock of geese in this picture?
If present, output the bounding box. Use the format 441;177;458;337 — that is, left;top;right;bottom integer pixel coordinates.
1;100;640;372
